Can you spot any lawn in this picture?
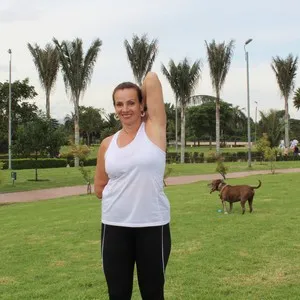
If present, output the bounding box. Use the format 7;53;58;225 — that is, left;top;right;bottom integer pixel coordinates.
60;145;251;159
0;173;299;299
1;161;300;193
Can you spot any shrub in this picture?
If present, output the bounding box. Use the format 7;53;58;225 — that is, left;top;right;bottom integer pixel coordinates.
1;159;67;170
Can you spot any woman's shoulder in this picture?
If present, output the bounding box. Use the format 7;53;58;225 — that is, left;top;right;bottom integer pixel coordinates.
101;135;114;149
97;135;114;156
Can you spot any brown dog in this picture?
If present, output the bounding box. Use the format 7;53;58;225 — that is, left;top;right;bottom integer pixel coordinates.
209;179;261;214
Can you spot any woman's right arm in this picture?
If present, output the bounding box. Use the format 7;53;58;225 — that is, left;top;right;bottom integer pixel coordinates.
94;137;111;199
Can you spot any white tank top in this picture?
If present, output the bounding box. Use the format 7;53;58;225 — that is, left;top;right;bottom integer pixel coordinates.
101;122;170;227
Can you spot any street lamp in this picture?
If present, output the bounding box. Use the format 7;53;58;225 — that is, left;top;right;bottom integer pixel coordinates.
254;101;258;144
244;38;253;168
8;49;12;170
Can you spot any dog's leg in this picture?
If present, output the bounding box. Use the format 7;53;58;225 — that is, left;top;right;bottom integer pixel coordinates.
248;198;253;213
240;200;246;214
222;200;228;214
229;202;233;213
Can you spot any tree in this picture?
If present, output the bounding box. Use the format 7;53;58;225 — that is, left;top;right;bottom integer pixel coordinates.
186;106;209;145
271;54;298;148
27;43;59;118
79;106;104;145
165;103;176;144
0;78;38;152
100;113;121;141
205;39;235;154
290;118;300;142
47;119;68;158
162;58;201;163
13;114;66;181
258;110;284;148
229;105;247;144
256;133;276;173
186;100;247;147
293;87;300;110
53;37;102;167
0;162;3;185
124;34;158;87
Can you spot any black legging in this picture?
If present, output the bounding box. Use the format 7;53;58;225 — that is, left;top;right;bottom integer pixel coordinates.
101;223;171;300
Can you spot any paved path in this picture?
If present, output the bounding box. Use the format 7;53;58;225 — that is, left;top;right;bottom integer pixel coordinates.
1;168;300;204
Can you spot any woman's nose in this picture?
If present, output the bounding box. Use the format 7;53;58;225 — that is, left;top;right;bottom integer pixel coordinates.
123;104;129;112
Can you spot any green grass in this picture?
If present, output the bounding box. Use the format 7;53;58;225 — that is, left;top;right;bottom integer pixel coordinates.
0;166;95;193
0;173;299;299
167;160;300;176
59;145;250;158
1;161;300;193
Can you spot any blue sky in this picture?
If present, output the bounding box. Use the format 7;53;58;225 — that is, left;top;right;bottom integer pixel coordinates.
1;0;300;122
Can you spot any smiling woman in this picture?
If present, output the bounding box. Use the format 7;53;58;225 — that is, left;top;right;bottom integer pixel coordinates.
112;81;144;129
94;72;171;300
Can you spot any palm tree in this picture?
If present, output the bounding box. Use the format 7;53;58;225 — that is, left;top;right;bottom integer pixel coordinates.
271;54;298;148
258;110;285;148
205;39;235;154
53;37;102;167
293;87;300;110
27;43;59;119
161;64;180;154
162;58;201;163
124;34;158;86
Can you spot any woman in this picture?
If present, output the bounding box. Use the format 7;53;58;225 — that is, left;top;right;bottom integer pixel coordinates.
94;72;171;300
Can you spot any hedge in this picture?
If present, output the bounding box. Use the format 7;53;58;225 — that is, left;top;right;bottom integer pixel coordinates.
1;151;299;170
1;159;67;170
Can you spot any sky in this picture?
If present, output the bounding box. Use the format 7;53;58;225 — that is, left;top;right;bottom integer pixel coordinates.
1;0;300;123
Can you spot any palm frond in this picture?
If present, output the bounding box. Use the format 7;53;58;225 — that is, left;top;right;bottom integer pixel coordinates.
162;58;201;106
28;43;59;91
27;42;59;117
271;54;298;99
293;87;300;110
53;37;102;104
124;34;158;86
205;39;235;93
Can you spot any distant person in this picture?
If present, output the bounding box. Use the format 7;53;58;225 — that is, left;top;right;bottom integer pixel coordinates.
94;72;171;300
293;145;299;157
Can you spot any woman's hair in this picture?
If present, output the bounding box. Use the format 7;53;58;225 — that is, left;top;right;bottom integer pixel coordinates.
112;82;142;105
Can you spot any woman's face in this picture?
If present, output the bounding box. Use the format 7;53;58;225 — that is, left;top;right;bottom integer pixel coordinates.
114;88;143;126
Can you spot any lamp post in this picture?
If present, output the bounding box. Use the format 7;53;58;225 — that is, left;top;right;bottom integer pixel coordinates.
8;49;12;170
254;101;258;144
244;38;253;168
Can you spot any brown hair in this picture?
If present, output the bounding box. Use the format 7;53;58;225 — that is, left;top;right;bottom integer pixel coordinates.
112;82;143;105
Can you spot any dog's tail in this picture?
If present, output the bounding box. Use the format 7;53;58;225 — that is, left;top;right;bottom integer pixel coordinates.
252;180;261;189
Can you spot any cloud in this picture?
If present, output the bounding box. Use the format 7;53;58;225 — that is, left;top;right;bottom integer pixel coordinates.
0;0;44;23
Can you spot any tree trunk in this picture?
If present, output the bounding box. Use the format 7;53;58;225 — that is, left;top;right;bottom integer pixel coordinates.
284;97;289;148
87;132;90;146
180;104;186;163
35;151;38;181
175;98;178;154
74;100;80;167
46;91;50;119
215;90;221;154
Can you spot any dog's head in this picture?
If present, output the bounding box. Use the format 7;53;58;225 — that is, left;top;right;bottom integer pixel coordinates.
208;179;226;194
